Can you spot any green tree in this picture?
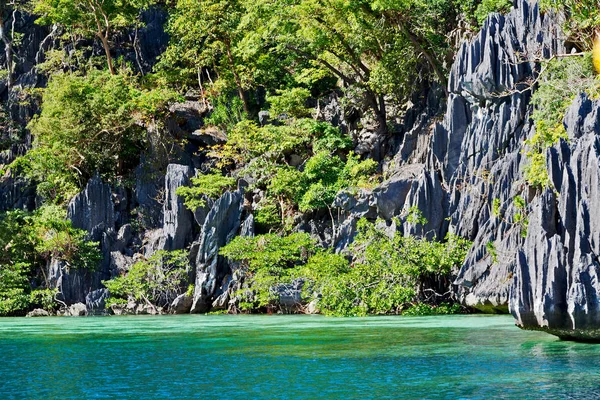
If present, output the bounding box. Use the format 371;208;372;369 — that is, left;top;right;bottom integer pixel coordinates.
33;0;156;74
161;0;250;112
104;250;191;309
176;170;237;210
246;0;463;134
0;206;101;315
11;69;177;203
219;233;317;309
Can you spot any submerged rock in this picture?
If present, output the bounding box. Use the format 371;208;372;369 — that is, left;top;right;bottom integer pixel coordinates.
65;303;87;317
26;309;50;317
171;293;193;314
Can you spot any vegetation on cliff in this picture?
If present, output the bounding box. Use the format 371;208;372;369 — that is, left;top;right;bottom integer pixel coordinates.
220;220;471;316
0;0;555;316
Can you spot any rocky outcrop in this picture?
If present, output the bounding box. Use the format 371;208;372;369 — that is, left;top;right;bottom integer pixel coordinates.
50;177;118;305
68;175;115;236
161;164;195;251
26;309;50;317
425;1;566;311
190;189;244;313
509;94;600;340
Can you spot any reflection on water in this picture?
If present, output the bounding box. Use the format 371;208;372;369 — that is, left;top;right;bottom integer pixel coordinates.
1;314;599;399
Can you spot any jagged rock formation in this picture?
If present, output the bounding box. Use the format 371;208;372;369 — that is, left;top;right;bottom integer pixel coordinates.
410;0;565;313
4;0;600;339
510;94;600;340
161;164;195;251
190;189;244;313
50;176;118;305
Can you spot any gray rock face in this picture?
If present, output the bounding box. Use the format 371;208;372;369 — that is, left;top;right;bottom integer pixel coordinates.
68;175;115;238
382;0;600;339
86;288;110;315
171;293;193;314
272;278;306;313
190;190;243;313
424;1;566;312
48;177;117;305
161;164;195;251
509;95;600;340
65;303;87;317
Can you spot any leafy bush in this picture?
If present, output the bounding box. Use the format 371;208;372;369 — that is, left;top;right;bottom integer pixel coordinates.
473;0;512;24
220;233;317;309
253;201;282;232
220;221;471;316
30;205;101;269
215;118;351;167
298;152;377;212
104;250;191;309
0;206;100;315
0;206;100;271
204;94;248;131
312;219;472;316
403;302;462;316
221;233;317;273
267;87;312;118
0;263;31;316
11;69;178;203
526;54;599;188
176;170;237;210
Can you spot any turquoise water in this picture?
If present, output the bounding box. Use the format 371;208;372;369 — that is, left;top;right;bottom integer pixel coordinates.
1;314;599;399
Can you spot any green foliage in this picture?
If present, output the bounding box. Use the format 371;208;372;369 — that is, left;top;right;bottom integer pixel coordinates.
253;201;282;231
267;88;312;118
216;119;315;166
486;241;498;264
204;94;248;131
0;206;100;315
104;250;190;308
539;0;600;48
11;69;177;203
406;206;428;226
269;167;305;204
527;54;599;188
221;220;471;316
0;263;31;316
473;0;512;24
0;206;100;271
492;198;501;218
221;233;317;273
33;0;156;73
176;170;237;210
294;251;351;282
299;152;377;213
30;205;101;269
220;233;317;309
29;288;59;311
312;219;471;316
403;302;462;316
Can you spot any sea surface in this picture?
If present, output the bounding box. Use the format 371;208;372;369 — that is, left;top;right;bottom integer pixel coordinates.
1;314;599;399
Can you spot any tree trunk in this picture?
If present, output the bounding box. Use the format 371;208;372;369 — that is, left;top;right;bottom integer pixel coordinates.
397;19;449;95
224;39;249;114
98;32;115;75
365;90;387;135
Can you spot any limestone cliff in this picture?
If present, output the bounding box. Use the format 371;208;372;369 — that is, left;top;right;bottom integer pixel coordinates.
3;0;600;340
